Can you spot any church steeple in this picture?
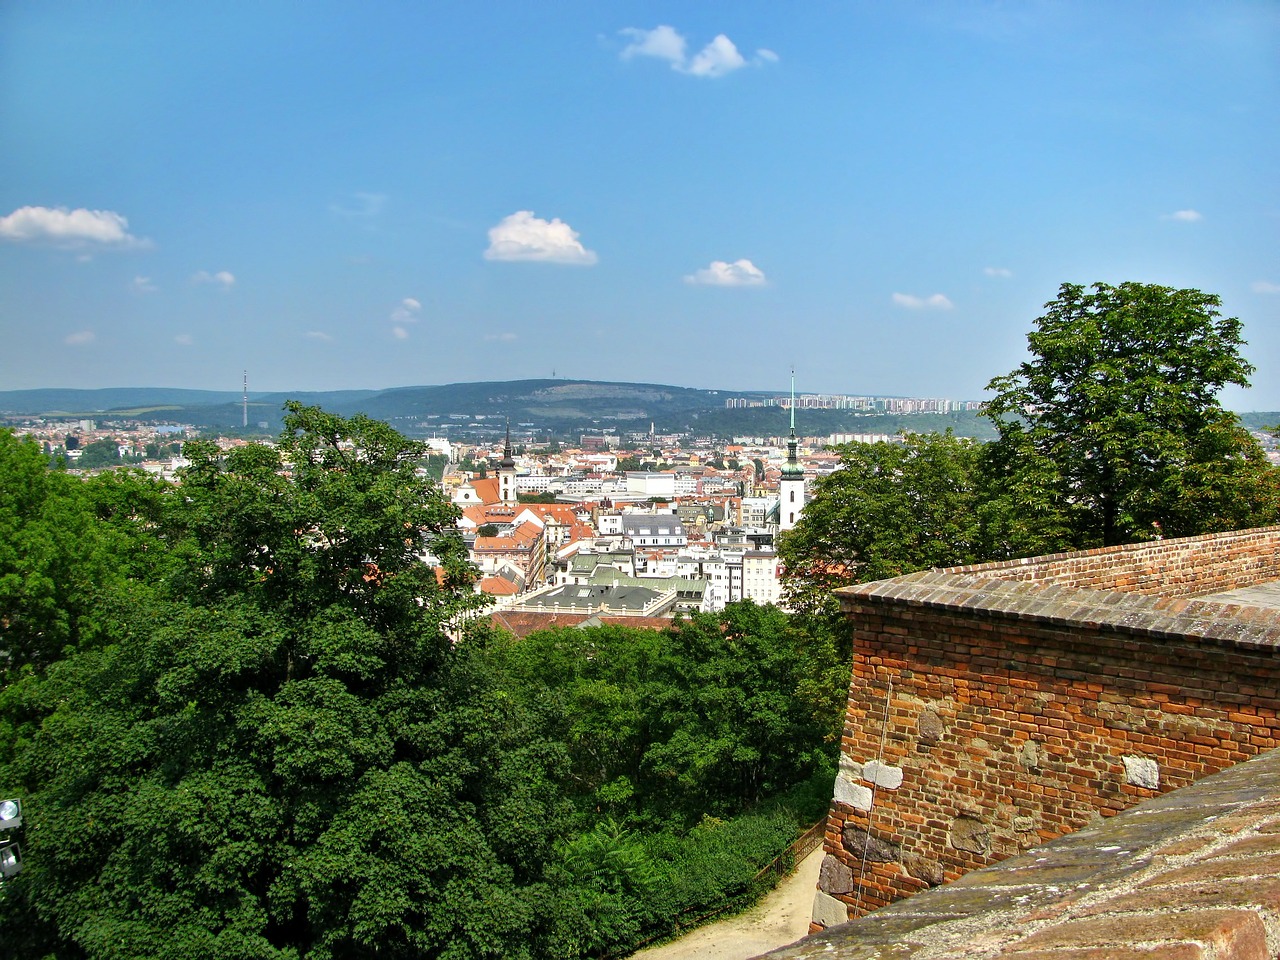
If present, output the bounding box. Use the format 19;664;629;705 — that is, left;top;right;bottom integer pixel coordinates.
781;372;803;481
778;372;805;532
498;419;516;505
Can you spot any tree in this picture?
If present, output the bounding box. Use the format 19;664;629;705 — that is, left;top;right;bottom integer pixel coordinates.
985;282;1279;546
2;406;576;959
487;604;834;827
73;438;123;470
0;431;118;670
777;432;991;610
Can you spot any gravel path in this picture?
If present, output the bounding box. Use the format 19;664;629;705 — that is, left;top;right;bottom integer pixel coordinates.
631;846;822;960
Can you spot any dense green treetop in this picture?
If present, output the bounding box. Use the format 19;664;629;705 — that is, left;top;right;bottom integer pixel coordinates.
985;281;1278;546
777;432;997;611
780;282;1280;604
0;431;120;670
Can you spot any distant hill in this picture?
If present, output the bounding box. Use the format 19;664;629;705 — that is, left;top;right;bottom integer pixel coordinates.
4;380;1270;443
0;380;767;436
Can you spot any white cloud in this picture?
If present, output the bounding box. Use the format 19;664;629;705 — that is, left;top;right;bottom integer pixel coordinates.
893;292;954;309
391;297;422;323
193;270;235;288
305;330;333;342
685;258;767;287
1166;209;1202;222
619;25;776;78
484;211;598;265
392;326;410;341
64;330;96;346
1252;281;1280;295
0;205;147;248
983;266;1012;278
484;332;518;342
686;35;747;78
620;25;686;64
174;334;194;346
131;275;158;294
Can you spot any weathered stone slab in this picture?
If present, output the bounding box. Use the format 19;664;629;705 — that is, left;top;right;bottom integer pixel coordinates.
819;854;856;895
834;776;874;811
811;890;850;928
861;759;904;790
842;826;901;863
949;816;991;855
1123;755;1160;789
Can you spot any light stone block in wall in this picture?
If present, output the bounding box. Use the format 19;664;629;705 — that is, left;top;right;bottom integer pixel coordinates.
811;890;849;928
861;759;904;789
1123;755;1160;789
834;776;873;811
838;754;863;780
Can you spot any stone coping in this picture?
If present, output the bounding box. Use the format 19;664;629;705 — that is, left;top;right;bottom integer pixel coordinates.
835;570;1280;649
939;526;1280;586
759;748;1280;959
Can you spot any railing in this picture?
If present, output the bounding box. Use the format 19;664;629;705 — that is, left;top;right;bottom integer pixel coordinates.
753;817;827;884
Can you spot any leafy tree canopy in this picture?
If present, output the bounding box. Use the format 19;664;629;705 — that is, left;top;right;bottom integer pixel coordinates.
985;281;1279;546
777;432;997;610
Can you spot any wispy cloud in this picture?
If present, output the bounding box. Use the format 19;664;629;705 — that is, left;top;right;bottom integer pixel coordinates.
64;330;96;346
391;297;421;324
484;211;598;265
685;258;767;287
983;266;1012;278
892;292;954;310
1165;209;1202;222
0;205;148;249
484;332;518;342
1252;281;1280;295
305;330;333;342
174;334;194;346
391;326;410;341
193;269;235;288
619;24;686;65
131;275;159;294
330;192;387;218
619;25;776;78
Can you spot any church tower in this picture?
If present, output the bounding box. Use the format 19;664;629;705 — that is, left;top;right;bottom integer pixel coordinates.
498;420;517;506
778;373;806;532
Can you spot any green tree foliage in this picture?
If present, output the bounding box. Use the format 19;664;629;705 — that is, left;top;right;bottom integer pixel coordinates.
1;407;844;959
2;406;577;959
0;431;118;670
73;437;124;470
985;282;1280;546
777;432;994;609
487;603;834;828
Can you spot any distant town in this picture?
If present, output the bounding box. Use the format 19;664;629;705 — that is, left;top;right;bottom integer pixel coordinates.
5;389;1277;630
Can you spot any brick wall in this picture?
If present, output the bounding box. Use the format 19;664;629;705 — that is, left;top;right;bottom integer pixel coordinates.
767;748;1280;960
815;527;1280;927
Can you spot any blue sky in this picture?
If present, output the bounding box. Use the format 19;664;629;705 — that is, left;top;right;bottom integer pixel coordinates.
2;2;1278;408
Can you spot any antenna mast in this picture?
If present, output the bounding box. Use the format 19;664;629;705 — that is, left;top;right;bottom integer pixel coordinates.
242;370;248;428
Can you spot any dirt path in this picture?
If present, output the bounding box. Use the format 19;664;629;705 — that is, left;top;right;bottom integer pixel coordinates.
631;845;822;960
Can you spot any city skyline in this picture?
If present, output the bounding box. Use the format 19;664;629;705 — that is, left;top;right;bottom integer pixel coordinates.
2;3;1279;408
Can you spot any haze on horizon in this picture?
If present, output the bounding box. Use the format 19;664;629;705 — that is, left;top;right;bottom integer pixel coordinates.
2;3;1278;408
